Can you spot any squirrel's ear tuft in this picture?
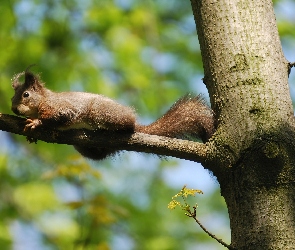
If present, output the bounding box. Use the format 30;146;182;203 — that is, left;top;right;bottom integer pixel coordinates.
11;71;25;90
24;64;37;87
11;65;41;90
24;71;38;87
23;65;44;89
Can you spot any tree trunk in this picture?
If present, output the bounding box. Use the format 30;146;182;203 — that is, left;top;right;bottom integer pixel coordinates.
190;0;295;249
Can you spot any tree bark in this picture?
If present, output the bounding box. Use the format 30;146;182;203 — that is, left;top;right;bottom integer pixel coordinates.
190;0;295;249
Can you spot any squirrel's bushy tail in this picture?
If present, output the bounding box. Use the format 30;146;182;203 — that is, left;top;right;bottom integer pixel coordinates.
135;95;215;142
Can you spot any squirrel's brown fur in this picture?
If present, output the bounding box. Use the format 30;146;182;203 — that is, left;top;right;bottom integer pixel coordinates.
11;69;215;160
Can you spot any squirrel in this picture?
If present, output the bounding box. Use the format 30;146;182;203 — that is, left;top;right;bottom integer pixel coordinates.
11;68;215;160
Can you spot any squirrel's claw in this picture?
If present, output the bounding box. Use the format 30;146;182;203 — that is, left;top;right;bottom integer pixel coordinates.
24;118;42;131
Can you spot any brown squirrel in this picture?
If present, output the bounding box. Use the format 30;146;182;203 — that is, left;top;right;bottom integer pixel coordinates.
11;69;215;160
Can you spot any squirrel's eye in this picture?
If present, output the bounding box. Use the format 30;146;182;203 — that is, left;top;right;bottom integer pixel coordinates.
23;92;29;98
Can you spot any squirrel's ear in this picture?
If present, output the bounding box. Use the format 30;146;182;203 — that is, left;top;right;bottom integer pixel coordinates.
24;71;38;87
23;64;43;89
11;72;25;90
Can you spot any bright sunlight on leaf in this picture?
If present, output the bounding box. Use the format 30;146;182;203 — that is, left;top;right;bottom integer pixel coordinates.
168;185;203;211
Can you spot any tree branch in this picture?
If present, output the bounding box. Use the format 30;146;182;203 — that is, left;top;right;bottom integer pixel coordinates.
0;113;209;163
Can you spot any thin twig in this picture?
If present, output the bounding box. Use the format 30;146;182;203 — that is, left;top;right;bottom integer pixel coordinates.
187;206;236;250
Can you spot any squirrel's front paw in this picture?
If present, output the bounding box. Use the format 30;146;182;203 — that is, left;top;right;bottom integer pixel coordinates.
24;119;42;131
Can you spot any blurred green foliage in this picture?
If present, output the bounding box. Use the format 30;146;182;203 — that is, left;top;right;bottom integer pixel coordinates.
0;0;294;249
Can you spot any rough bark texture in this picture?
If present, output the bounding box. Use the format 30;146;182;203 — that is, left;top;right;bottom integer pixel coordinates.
190;0;295;249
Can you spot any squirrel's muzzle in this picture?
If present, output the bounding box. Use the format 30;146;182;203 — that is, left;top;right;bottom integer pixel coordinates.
11;106;22;116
